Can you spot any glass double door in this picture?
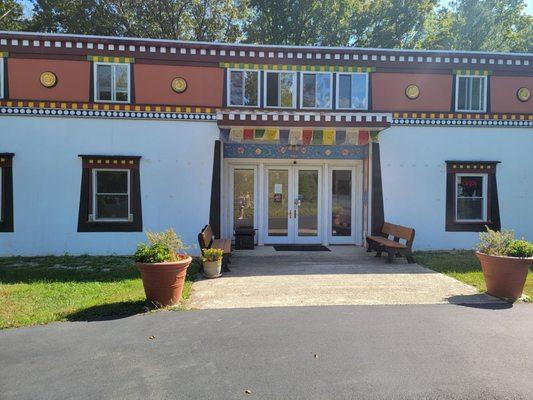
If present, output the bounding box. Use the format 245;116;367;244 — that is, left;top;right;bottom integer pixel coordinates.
265;166;321;244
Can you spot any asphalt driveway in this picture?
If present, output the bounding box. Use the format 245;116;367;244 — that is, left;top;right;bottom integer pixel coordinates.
188;246;491;309
1;304;532;399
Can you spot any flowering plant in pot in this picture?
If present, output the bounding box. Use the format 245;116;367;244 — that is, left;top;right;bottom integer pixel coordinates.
475;228;533;300
201;247;224;278
134;229;192;306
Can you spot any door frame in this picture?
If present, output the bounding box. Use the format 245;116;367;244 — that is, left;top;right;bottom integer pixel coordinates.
327;166;357;244
223;158;364;246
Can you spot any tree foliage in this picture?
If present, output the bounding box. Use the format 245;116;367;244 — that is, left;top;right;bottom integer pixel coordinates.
1;0;531;52
0;0;26;30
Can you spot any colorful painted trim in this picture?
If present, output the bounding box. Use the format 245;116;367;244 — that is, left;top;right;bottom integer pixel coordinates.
80;155;141;169
446;161;499;173
223;127;376;146
0;153;14;166
0;51;8;57
87;55;135;63
220;62;375;73
0;100;217;121
392;111;533;127
221;111;391;125
223;143;368;160
452;69;492;76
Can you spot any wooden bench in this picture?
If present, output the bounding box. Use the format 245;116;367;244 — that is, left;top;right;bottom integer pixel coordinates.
366;222;415;264
198;224;232;272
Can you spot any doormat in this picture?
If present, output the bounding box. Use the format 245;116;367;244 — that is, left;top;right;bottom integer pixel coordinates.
273;245;331;252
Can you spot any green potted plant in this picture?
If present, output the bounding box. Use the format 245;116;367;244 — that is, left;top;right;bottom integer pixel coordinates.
134;229;192;306
201;247;224;278
475;227;533;299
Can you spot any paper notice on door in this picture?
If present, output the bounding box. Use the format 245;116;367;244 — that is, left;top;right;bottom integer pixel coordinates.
274;184;283;194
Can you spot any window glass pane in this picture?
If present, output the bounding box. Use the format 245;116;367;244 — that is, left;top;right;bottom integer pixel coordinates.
457;77;467;110
302;74;316;107
114;65;129;101
243;71;258;106
279;72;295;107
471;77;481;110
233;169;254;229
97;65;112;101
298;170;319;237
266;72;279;107
316;73;331;108
96;194;129;219
351;74;367;109
268;170;288;236
479;78;485;111
230;71;244;106
457;176;483;197
96;170;128;194
338;74;351;108
456;175;484;220
332;170;352;236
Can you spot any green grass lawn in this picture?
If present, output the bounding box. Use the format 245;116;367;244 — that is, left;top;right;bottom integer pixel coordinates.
414;250;533;298
0;255;201;329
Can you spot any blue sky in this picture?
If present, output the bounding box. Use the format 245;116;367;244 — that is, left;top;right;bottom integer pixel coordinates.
20;0;533;17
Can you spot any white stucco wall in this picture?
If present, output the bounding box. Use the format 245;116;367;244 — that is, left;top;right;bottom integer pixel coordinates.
380;126;533;250
0;116;219;256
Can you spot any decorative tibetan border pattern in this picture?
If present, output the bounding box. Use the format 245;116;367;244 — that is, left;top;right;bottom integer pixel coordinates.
220;62;375;72
224;143;369;160
0;100;217;121
220;111;391;126
452;69;492;76
222;127;379;146
392;112;533;127
87;55;135;63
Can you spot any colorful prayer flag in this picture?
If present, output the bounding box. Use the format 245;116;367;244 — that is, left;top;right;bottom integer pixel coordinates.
243;129;254;140
312;130;323;145
289;128;303;145
346;129;359;145
302;130;313;145
229;128;243;142
323;129;335;145
265;128;279;141
358;130;369;145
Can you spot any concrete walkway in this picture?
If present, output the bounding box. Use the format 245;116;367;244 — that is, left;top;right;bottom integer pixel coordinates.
187;246;492;309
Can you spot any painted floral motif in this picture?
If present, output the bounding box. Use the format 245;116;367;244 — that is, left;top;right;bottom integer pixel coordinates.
223;144;368;160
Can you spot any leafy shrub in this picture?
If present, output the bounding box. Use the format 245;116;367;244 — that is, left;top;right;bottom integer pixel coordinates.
507;240;533;258
134;243;173;263
476;227;515;256
201;248;224;262
134;229;191;263
477;227;533;258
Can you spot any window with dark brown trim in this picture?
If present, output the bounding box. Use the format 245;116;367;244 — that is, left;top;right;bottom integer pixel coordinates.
445;161;500;232
78;155;142;232
0;153;14;232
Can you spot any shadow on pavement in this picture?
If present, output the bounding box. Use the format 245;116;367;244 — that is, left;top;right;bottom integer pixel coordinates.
447;293;513;310
65;300;149;322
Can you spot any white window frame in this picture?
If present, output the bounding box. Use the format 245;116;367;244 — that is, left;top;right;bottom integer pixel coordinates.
93;62;131;103
92;168;131;222
263;70;297;109
455;173;488;223
300;72;333;109
226;68;260;108
335;72;369;110
454;75;487;113
0;57;4;99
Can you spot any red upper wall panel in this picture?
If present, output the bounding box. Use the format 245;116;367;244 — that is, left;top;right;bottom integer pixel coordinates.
8;58;90;102
134;64;223;107
372;73;452;112
491;76;533;114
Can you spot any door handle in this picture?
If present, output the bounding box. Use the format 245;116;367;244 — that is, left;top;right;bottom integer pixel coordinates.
289;210;292;218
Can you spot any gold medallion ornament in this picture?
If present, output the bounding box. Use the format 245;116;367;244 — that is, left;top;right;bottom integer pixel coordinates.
171;77;187;93
517;87;530;102
405;84;420;100
40;71;57;88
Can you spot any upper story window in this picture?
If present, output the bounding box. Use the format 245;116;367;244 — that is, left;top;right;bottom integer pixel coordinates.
228;69;259;107
94;62;130;103
455;75;487;112
265;71;297;108
0;57;4;99
336;73;368;110
301;72;332;109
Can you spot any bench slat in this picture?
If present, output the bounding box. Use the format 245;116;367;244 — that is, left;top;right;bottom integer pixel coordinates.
382;222;414;242
367;236;407;249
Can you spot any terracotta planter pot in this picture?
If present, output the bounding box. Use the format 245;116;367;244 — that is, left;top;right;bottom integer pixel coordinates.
203;259;222;278
475;251;532;299
136;256;192;306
